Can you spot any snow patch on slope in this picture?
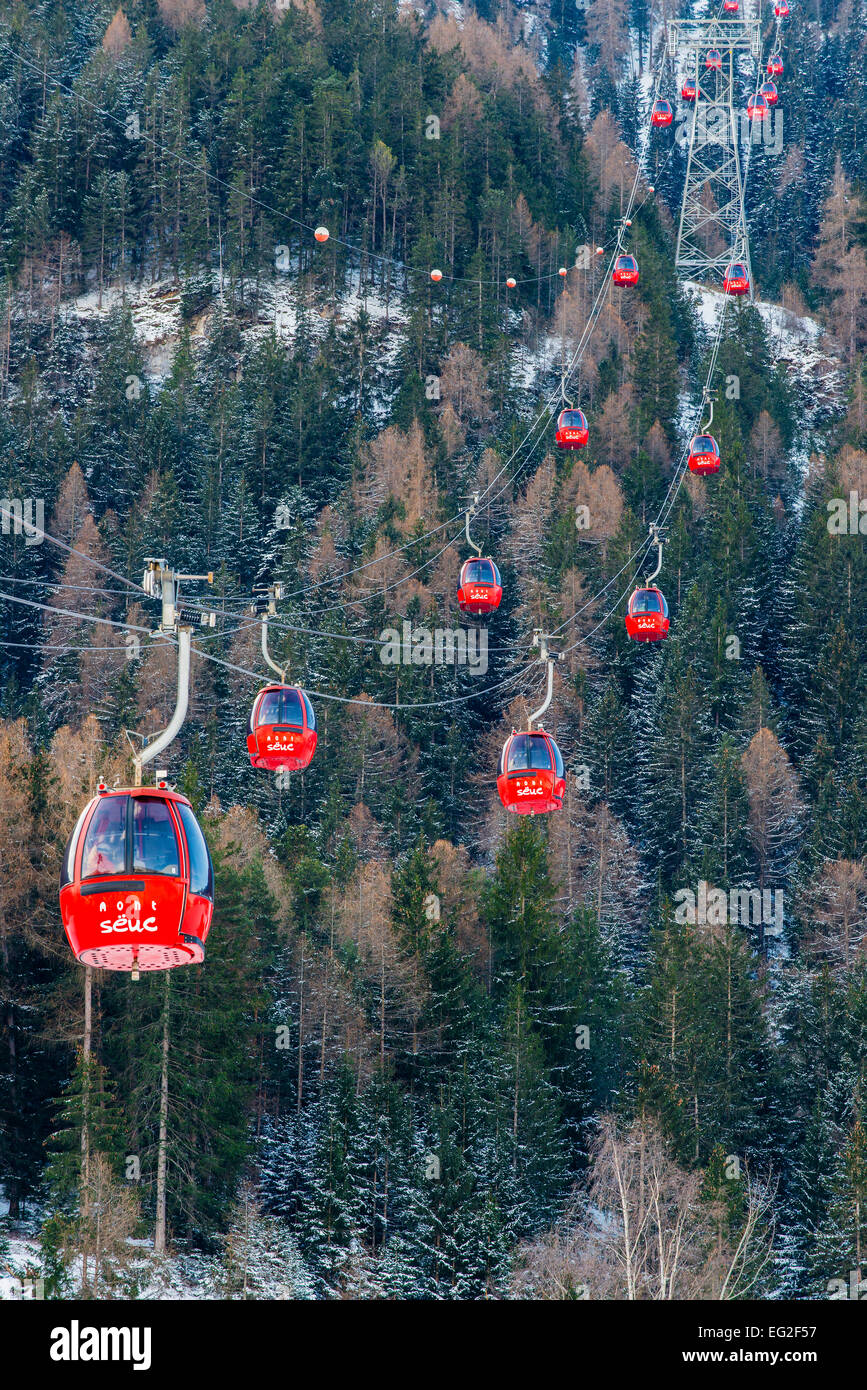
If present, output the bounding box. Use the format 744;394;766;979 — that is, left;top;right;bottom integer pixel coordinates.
64;269;410;395
683;279;847;515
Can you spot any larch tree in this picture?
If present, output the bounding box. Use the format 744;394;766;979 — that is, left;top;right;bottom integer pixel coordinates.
439;342;491;427
585;0;630;81
102;8;132;57
0;721;39;1218
802;859;867;971
741;727;805;891
811;157;867;360
749;410;784;481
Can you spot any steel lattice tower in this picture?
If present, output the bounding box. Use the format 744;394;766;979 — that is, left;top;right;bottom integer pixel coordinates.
668;11;762;295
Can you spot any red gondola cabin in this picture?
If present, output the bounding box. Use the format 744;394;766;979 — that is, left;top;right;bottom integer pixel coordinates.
625;587;670;642
774;1;789;15
59;786;214;972
767;54;783;76
681;80;697;101
687;433;721;474
723;0;739;11
760;81;778;106
651;99;673;127
497;730;565;815
555;407;589;450
723;261;750;296
457;557;503;617
247;684;317;772
747;92;769;120
706;49;722;70
612;254;639;287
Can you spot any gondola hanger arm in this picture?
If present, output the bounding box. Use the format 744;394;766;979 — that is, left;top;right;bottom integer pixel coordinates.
464;491;482;557
132;560;215;786
134;627;191;787
701;391;715;433
527;630;560;730
645;524;664;585
252;583;287;682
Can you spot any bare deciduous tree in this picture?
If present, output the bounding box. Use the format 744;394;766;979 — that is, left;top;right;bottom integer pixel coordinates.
102;8;132;56
812;157;867;360
354;421;432;530
585;0;630;81
741;727;804;889
803;858;867;970
512;1116;775;1300
439;342;491;425
158;0;206;28
749;410;783;481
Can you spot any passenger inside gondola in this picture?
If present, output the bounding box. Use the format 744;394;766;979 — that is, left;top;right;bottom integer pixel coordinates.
81;796;127;877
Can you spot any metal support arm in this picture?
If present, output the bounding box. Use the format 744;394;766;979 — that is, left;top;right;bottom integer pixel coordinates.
645;524;664;585
134;627;191;786
130;559;212;787
528;630;558;729
464;492;482;557
701;393;715;433
261;616;287;683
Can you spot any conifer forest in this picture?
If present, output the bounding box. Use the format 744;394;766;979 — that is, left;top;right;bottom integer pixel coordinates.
1;0;867;1319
